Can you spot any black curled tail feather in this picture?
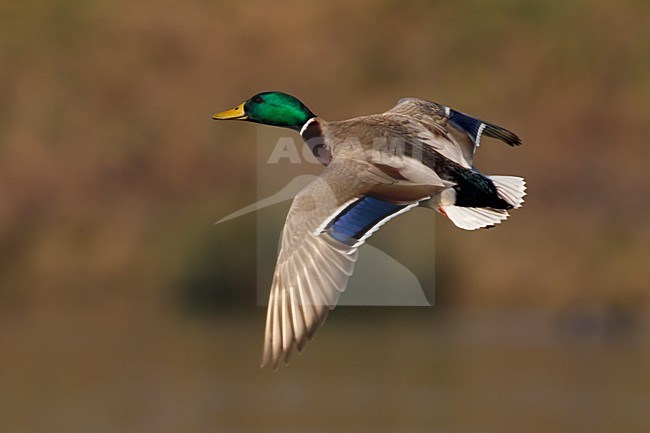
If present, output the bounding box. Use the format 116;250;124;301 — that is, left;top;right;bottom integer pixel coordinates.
452;170;513;210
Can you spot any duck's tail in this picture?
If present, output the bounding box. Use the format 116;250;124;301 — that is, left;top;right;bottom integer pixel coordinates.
424;175;526;230
489;175;526;209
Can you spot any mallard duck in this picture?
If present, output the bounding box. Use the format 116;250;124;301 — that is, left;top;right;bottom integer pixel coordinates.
213;92;526;369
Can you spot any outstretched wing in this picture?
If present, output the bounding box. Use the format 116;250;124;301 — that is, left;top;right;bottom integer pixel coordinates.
261;158;422;369
386;98;521;166
383;98;470;167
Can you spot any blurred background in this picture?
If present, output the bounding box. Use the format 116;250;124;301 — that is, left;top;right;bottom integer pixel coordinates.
1;1;648;432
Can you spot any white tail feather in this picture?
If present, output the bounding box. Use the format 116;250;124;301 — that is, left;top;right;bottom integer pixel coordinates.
442;206;510;230
490;175;526;209
430;175;526;230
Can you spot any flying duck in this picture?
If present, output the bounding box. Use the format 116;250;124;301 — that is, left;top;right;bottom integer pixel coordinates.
213;92;526;369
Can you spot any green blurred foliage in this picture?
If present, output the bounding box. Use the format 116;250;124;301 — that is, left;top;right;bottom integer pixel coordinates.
0;0;647;314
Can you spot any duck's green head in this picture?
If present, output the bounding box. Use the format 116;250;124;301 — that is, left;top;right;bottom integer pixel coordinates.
212;91;315;131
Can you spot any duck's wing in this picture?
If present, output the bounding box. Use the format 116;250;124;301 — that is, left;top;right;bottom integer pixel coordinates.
261;158;421;369
385;98;521;166
382;99;470;168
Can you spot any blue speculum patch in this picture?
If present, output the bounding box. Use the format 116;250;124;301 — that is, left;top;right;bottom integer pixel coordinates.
448;109;485;144
325;196;408;244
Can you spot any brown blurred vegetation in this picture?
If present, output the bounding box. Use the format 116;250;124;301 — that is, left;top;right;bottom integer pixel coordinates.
0;1;648;432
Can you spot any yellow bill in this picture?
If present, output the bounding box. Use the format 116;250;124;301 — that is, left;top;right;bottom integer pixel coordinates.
212;102;247;120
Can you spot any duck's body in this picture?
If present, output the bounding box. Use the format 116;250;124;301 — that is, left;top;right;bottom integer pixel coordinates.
213;92;526;369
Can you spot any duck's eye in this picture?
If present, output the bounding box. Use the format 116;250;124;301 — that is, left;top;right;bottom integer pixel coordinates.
252;96;263;103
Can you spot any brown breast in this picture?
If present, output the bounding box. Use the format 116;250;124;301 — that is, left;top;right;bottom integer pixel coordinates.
300;118;332;165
